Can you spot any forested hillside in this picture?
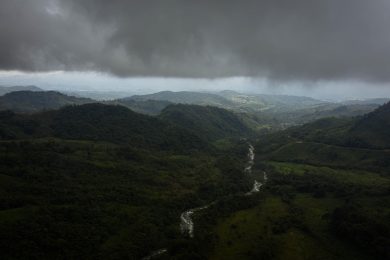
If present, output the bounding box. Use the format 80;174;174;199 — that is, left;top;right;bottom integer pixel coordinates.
287;101;390;149
0;102;255;259
160;104;255;142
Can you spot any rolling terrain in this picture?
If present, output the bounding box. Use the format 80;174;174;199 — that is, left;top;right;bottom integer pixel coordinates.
127;90;386;127
0;89;386;131
0;90;389;259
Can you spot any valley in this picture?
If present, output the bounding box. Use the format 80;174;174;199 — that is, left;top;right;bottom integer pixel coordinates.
0;88;389;259
180;142;261;239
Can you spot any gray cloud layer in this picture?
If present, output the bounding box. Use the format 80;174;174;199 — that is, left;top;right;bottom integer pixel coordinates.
1;0;390;81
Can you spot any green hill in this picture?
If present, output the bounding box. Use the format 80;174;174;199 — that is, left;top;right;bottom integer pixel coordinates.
0;91;94;113
159;104;255;141
0;103;208;152
287;102;390;149
349;102;390;148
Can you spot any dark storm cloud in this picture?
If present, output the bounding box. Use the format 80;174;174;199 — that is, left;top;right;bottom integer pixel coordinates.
1;0;390;81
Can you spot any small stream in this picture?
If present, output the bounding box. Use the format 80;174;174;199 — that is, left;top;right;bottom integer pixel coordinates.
141;249;167;260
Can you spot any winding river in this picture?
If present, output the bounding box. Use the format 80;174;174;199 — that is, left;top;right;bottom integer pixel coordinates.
142;143;266;259
180;143;266;237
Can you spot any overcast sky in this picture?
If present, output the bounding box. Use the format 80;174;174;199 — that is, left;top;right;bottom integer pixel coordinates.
1;0;390;99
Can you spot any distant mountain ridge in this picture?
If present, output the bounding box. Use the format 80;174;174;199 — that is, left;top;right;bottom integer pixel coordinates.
0;91;94;113
0;89;387;130
128;90;327;113
0;85;42;96
127;91;382;125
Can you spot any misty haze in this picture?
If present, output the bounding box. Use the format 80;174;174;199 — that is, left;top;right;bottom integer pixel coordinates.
0;1;389;259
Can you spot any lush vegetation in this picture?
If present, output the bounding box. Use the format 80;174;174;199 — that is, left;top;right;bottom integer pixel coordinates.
1;94;389;259
0;102;257;259
0;138;251;259
160;104;255;142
